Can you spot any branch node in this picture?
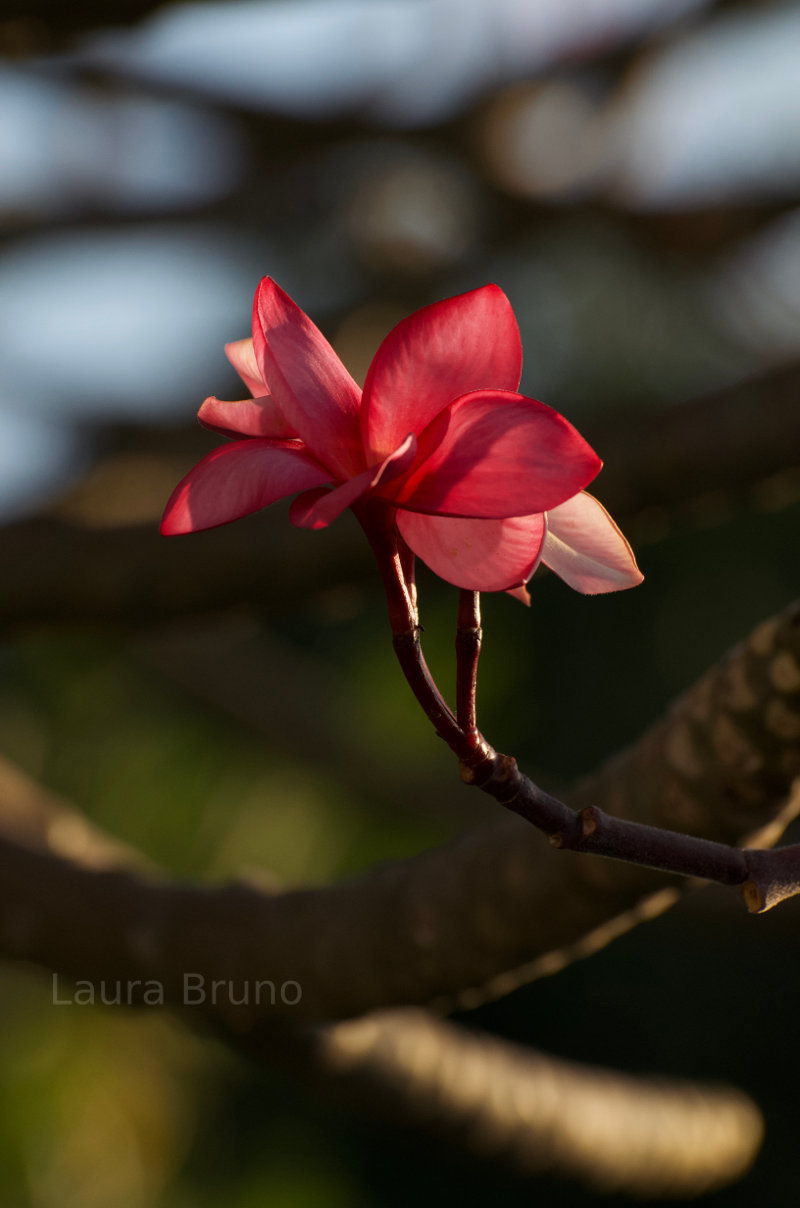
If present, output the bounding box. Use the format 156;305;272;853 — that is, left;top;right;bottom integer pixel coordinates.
741;881;764;914
459;762;477;785
740;845;800;913
580;808;598;838
486;753;522;803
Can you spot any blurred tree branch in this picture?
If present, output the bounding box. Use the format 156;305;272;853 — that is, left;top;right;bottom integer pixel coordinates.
1;601;798;1024
593;361;800;524
286;1010;762;1198
0;754;765;1199
0;2;163;48
0;752;143;868
0;497;367;631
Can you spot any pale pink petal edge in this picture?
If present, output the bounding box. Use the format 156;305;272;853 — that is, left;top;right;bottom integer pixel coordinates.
543;491;643;594
198;394;296;440
225;338;266;397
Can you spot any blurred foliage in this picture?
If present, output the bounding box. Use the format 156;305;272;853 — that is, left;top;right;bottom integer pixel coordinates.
2;0;800;1204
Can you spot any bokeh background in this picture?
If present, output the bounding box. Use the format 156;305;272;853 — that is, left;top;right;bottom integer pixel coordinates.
1;0;800;1204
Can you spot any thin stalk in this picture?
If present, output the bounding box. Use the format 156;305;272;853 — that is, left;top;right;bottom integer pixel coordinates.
455;590;481;741
354;503;460;746
358;506;800;913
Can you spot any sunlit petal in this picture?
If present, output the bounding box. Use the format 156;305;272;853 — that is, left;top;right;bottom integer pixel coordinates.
543;491;643;593
252;277;364;478
393;390;601;518
198;394;297;439
362;284;522;460
224;337;265;397
160;438;329;534
397;511;546;591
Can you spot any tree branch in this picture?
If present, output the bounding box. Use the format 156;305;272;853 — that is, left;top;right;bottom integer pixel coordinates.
284;1010;762;1198
0;759;763;1198
0;752;145;869
1;602;799;1022
584;363;800;526
381;501;800;913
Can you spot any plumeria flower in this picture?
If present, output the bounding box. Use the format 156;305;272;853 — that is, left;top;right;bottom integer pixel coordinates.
161;278;642;598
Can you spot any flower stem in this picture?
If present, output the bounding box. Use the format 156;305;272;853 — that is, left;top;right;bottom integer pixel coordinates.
359;512;800;914
355;504;496;774
355;503;462;744
391;627;459;743
456;590;482;743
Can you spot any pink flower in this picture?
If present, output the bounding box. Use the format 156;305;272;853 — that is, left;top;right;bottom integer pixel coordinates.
161;279;642;597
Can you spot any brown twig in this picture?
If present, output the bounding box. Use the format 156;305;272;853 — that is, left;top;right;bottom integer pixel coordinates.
480;767;800;913
455;590;482;738
358;496;800;921
375;508;800;915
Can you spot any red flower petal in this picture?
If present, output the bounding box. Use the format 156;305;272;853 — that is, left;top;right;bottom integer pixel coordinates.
542;491;643;594
392;391;601;519
290;434;417;530
397;511;546;592
252;278;364;479
160;439;330;535
225;337;266;398
198;395;297;440
362;284;522;461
